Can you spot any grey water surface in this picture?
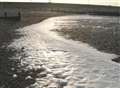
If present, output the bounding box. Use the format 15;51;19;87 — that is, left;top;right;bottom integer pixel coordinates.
0;15;120;88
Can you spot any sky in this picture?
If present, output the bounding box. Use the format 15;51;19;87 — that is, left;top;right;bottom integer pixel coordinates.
0;0;120;6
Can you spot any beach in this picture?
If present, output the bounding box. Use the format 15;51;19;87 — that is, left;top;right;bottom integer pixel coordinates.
0;14;119;88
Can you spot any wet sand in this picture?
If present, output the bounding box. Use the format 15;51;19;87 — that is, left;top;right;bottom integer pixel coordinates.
54;15;120;54
53;15;120;63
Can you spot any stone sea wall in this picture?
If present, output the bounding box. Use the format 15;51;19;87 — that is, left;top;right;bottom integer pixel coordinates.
0;2;119;22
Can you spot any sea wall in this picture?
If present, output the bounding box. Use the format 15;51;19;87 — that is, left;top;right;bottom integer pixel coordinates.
0;2;119;23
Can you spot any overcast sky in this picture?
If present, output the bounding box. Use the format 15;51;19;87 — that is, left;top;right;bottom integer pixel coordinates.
0;0;119;6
